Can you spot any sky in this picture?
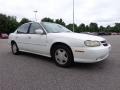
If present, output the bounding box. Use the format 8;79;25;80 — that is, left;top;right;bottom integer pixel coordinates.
0;0;120;26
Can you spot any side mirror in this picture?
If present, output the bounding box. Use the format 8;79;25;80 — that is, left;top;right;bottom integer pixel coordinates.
35;29;44;34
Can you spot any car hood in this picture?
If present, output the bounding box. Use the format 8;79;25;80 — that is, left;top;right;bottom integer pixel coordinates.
48;32;105;41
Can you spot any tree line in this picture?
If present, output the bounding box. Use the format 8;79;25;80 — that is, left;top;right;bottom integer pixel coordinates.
41;17;120;33
0;13;120;34
0;13;30;34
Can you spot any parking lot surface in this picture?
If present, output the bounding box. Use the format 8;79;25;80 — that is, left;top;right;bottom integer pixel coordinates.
0;35;120;90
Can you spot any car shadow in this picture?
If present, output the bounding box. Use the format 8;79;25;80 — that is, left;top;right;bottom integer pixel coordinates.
73;61;108;69
19;51;54;63
19;51;108;70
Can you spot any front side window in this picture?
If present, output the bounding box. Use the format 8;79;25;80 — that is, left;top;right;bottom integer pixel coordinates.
29;23;43;34
17;23;30;34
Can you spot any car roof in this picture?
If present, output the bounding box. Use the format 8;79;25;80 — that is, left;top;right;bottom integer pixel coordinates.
24;22;55;25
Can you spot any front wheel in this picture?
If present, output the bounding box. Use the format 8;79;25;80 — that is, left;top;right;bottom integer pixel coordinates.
11;42;19;55
52;45;74;67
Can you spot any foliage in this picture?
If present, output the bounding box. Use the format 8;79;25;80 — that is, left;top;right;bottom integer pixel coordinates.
41;17;54;23
19;18;30;25
55;19;66;26
89;23;98;32
66;24;77;32
0;13;120;34
114;23;120;33
0;13;30;34
78;23;86;32
0;14;19;34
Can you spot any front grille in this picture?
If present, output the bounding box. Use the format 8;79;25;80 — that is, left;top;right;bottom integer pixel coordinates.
101;41;106;43
100;40;108;46
103;43;108;46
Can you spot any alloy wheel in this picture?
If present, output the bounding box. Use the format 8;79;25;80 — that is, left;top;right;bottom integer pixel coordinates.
55;49;68;65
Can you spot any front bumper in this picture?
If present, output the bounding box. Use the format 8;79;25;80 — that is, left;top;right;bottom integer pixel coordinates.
72;44;111;63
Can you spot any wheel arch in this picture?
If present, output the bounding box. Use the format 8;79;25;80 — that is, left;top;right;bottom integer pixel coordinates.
11;40;16;45
50;42;74;59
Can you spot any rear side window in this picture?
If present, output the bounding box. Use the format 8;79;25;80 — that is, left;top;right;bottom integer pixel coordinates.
17;23;30;34
29;23;43;34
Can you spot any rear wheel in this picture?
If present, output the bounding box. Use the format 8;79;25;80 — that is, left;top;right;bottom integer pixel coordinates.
52;45;74;67
11;42;19;55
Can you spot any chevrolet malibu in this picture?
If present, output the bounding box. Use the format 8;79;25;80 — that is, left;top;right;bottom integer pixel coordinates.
9;22;111;67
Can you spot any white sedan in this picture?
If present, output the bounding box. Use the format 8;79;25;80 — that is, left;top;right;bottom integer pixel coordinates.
9;22;111;67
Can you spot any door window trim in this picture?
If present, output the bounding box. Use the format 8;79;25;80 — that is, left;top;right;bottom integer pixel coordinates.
28;22;47;35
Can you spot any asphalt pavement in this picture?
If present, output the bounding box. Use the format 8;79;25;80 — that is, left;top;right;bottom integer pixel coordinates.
0;35;120;90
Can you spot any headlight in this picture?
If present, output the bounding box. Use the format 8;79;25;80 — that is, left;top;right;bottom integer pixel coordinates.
84;40;101;47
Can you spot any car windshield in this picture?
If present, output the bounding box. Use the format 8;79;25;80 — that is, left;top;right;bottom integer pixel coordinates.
41;22;72;33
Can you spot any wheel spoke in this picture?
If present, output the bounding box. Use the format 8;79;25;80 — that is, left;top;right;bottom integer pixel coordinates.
58;50;62;54
13;44;17;53
61;50;66;56
60;59;66;64
55;55;60;60
63;55;68;61
55;49;68;65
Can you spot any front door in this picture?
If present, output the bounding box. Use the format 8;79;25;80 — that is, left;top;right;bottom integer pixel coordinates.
27;22;48;54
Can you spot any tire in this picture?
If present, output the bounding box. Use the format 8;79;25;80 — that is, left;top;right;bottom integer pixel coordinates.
11;42;19;55
52;45;74;67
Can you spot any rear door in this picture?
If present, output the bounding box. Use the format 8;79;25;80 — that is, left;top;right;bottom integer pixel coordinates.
15;23;31;50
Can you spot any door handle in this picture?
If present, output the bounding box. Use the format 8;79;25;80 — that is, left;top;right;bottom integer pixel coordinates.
28;36;31;39
16;36;18;39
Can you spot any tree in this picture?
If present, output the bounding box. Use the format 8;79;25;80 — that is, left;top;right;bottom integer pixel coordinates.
41;17;54;23
0;14;18;34
114;23;120;33
99;26;105;32
66;24;77;32
7;16;19;34
85;25;90;32
78;23;86;32
19;18;30;25
55;19;66;26
89;23;98;32
0;14;7;33
106;25;111;32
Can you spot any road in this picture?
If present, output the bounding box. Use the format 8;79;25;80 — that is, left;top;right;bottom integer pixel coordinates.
0;35;120;90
